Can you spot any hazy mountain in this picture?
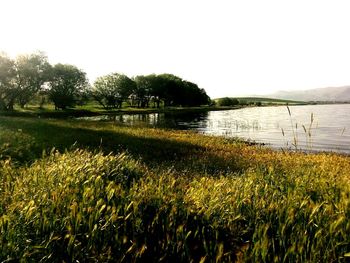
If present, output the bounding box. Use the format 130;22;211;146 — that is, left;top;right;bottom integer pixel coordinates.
266;86;350;102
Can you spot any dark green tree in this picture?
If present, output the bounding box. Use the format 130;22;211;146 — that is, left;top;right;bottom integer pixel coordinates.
132;74;210;108
156;74;184;106
217;97;239;106
133;75;153;108
133;74;165;108
48;64;88;110
181;81;210;106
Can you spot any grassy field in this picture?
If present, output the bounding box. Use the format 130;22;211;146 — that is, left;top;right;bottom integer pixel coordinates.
0;116;350;262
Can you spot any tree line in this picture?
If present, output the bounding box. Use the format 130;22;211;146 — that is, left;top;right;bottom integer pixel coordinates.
0;51;210;111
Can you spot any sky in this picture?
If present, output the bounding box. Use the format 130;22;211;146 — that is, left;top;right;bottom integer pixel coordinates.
1;0;350;98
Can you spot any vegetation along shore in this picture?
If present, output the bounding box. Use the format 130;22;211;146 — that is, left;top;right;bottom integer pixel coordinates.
1;115;350;262
1;51;349;262
0;51;306;118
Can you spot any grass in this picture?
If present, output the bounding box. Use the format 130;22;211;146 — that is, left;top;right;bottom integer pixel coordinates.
0;102;241;119
1;116;350;261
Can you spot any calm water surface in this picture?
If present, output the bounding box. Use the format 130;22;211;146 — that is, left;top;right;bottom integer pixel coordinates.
81;104;350;154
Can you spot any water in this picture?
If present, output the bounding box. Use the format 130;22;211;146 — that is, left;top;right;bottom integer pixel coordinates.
79;104;350;154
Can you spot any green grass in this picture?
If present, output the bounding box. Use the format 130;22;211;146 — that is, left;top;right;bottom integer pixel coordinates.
0;102;241;119
0;116;350;262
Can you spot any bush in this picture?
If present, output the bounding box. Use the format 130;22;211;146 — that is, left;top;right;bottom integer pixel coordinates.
217;97;239;106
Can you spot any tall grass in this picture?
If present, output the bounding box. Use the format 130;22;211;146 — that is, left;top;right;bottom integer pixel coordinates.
0;116;350;261
283;106;316;152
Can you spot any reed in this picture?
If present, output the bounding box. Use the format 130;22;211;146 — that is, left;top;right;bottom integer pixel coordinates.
283;106;316;152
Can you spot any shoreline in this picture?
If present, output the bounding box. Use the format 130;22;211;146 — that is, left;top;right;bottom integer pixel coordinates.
0;105;245;118
0;101;309;119
0;114;349;261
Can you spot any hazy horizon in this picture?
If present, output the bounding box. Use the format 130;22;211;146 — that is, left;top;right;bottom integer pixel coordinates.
2;0;350;98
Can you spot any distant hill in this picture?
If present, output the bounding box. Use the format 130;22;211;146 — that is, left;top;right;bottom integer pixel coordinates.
268;86;350;102
235;97;303;104
214;97;303;106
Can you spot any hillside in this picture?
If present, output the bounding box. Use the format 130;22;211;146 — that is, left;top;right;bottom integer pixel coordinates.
235;97;304;104
268;86;350;102
214;97;304;105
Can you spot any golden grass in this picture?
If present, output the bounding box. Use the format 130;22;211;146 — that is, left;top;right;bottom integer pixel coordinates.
0;117;350;261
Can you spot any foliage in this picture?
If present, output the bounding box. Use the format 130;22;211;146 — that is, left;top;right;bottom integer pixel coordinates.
217;97;239;106
15;51;52;108
92;73;135;109
132;74;210;108
182;81;210;106
0;51;211;111
133;75;153;108
0;52;52;110
0;52;17;110
92;73;211;109
48;64;88;110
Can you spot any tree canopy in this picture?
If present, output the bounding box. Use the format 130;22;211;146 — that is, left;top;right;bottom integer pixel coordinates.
133;74;210;108
92;73;210;109
48;64;88;110
0;53;17;110
0;51;211;110
92;73;135;109
15;51;52;108
217;97;239;106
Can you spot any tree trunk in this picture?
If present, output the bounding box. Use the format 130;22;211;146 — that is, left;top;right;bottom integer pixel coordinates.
7;100;15;111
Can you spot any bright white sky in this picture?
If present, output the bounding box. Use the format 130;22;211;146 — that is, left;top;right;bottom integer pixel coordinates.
1;0;350;98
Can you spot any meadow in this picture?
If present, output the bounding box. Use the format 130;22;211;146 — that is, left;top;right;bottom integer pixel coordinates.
0;115;350;262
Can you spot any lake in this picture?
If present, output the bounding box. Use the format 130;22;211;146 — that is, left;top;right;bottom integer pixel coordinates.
80;104;350;154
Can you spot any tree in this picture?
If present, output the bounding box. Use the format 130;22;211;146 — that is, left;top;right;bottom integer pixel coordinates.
147;74;163;108
181;81;210;106
151;74;210;107
217;97;239;106
48;64;88;110
0;53;17;110
117;74;135;105
132;74;211;108
92;73;135;109
133;75;154;108
156;74;184;107
15;51;52;108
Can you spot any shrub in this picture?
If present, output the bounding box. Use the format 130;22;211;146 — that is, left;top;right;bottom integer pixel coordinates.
217;97;239;106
